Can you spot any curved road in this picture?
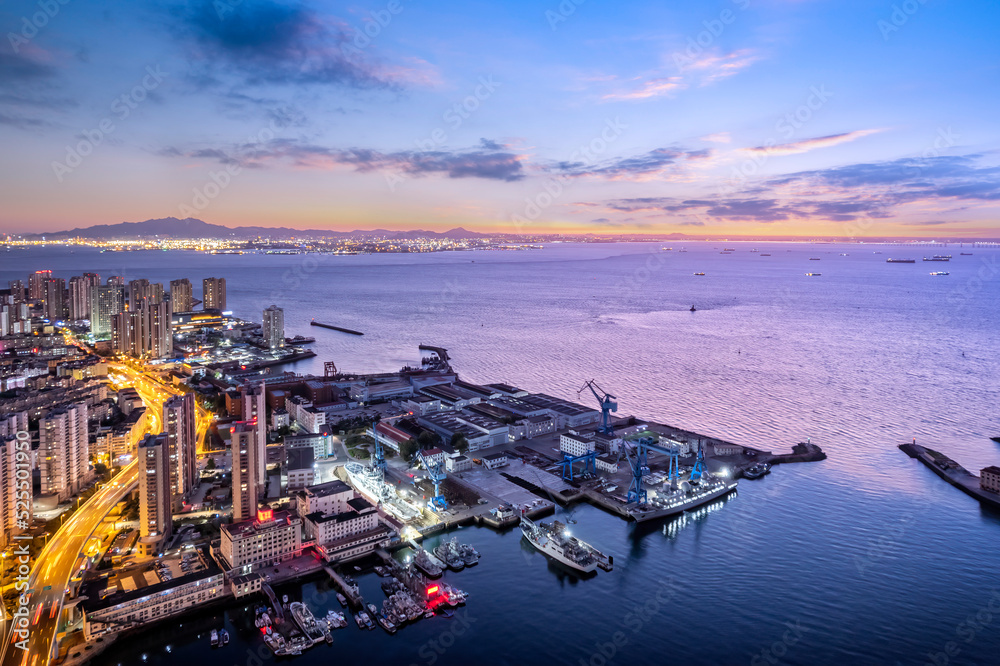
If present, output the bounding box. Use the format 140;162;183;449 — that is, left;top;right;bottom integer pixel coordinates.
2;362;211;666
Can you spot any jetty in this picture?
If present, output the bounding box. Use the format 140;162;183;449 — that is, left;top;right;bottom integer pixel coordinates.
900;441;1000;509
311;320;364;336
322;565;364;607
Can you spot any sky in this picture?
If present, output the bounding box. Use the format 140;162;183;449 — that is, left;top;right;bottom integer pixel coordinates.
1;0;999;237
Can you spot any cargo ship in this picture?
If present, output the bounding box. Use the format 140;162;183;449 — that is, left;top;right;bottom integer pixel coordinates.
886;258;915;263
626;475;738;523
344;462;420;521
520;516;613;573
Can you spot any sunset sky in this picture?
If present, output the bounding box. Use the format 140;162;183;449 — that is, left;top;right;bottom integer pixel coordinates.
1;0;998;237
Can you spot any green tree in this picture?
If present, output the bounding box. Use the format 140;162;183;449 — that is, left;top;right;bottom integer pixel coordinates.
399;438;419;463
451;433;469;455
205;458;216;470
417;430;440;449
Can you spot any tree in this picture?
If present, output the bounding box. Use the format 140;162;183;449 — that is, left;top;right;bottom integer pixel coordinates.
399;438;419;463
205;458;216;470
93;462;108;476
417;430;440;449
451;433;469;455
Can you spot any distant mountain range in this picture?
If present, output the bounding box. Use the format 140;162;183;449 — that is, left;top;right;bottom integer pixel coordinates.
26;217;493;240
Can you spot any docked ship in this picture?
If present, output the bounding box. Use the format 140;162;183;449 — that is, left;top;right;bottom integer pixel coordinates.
413;548;444;578
520;516;613;574
626;474;738;522
344;462;420;521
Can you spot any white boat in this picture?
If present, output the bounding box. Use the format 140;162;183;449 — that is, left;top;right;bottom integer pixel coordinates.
627;475;738;522
210;629;219;647
520;516;612;573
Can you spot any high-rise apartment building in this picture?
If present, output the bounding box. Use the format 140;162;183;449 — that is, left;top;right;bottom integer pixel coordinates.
7;280;25;303
202;277;226;311
111;301;173;359
163;394;197;511
39;403;89;501
138;433;172;555
68;273;100;321
90;282;125;337
169;278;193;313
28;270;52;300
242;383;267;486
42;277;66;321
0;434;32;549
129;279;164;310
262;305;285;350
231;423;259;523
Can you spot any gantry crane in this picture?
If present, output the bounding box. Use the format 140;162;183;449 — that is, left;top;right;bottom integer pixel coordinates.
417;449;447;511
578;380;618;436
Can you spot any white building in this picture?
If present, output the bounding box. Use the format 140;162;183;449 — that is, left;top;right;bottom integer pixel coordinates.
981;466;1000;494
138;434;171;556
482;452;508;470
560;432;595;458
218;508;303;572
285;432;332;460
0;435;31;549
446;455;472;473
231;423;259;523
596;454;619;474
262;305;285;350
39;402;89;501
83;568;226;641
163;393;197;511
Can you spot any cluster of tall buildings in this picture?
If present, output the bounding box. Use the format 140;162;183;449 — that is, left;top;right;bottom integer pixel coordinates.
137;392;198;553
5;270;230;361
231;384;267;523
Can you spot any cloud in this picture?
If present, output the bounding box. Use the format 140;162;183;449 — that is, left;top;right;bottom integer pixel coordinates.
162;137;526;181
553;147;711;180
601;76;684;101
0;51;73;128
591;194;892;223
746;129;882;156
701;132;731;144
172;0;437;89
680;49;760;86
900;220;953;226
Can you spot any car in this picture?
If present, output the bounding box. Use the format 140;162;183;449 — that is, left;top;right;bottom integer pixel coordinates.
43;585;52;591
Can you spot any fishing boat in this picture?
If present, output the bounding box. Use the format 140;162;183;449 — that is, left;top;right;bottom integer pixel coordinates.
694;272;705;276
210;630;219;647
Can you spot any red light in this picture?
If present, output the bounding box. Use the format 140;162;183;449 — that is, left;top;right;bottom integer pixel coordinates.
426;585;439;595
256;507;273;522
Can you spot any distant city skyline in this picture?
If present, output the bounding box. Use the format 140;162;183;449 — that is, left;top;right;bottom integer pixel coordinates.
1;1;998;237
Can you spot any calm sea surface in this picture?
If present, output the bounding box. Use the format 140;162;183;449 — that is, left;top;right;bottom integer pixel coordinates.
4;242;999;665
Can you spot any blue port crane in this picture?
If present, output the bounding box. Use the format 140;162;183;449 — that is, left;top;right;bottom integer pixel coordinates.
370;418;386;478
558;451;598;481
416;450;447;511
624;437;685;504
578;380;618;436
690;440;706;483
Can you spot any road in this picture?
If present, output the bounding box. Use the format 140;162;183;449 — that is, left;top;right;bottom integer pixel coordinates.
2;360;211;666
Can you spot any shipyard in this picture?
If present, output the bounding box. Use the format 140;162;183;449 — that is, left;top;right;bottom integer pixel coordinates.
41;340;826;664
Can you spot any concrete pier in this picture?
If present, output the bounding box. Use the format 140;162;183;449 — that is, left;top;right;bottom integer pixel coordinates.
900;442;1000;509
322;565;364;607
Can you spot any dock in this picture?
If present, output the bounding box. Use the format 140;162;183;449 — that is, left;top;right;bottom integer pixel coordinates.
261;582;285;621
900;441;1000;509
310;321;364;336
322;565;364;607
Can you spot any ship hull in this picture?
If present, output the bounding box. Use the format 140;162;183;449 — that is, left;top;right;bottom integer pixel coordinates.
627;480;738;522
520;528;598;574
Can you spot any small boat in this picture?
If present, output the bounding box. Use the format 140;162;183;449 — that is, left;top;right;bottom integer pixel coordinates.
376;613;397;634
930;271;950;276
367;603;379;617
694;272;705;276
760;253;771;256
743;462;771;480
354;613;365;629
358;611;375;630
219;629;229;646
336;593;347;607
886;258;915;263
689;305;697;312
805;273;821;276
210;629;219;647
961;252;973;255
809;257;821;261
353;566;362;572
282;595;289;605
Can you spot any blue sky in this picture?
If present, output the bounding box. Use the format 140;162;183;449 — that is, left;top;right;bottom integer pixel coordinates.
1;0;998;236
